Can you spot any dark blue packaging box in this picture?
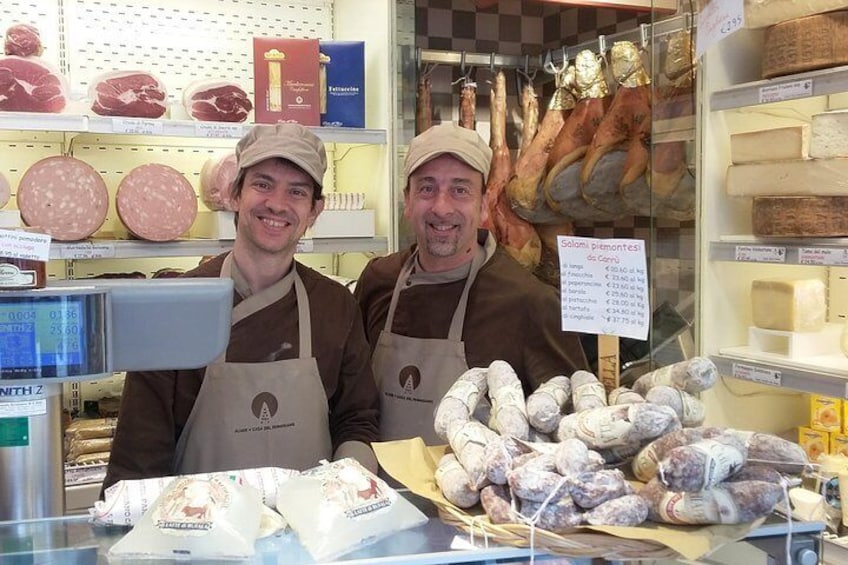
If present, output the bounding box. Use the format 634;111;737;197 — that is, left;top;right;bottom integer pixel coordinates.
319;41;365;128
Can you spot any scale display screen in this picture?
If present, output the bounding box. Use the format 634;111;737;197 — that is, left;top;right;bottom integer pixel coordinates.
0;292;108;379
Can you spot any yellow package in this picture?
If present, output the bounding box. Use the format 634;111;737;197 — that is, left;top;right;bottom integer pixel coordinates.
811;395;842;432
799;427;830;462
843;402;848;434
832;432;848;457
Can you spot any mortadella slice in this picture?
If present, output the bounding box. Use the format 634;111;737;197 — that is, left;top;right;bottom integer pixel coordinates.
117;164;197;242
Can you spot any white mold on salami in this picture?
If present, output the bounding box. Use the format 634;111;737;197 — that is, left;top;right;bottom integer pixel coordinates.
526;375;571;433
487;360;529;440
632;426;724;482
645;385;705;427
571;370;608;412
658;433;747;492
584;494;648;526
633;357;718;396
434;367;489;441
435;453;479;509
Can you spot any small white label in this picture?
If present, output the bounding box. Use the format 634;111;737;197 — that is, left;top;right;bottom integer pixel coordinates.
798;247;848;266
734;245;786;263
759;79;814;104
296;239;314;253
696;0;744;58
0;229;51;261
732;363;781;387
0;399;47;417
195;123;245;138
112;118;164;135
57;242;116;259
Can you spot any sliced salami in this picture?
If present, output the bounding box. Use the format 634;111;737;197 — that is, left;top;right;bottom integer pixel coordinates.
116;164;197;242
17;156;108;241
0;171;10;208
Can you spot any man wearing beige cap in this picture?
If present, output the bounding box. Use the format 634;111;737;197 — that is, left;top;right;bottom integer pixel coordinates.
104;124;379;489
355;123;588;444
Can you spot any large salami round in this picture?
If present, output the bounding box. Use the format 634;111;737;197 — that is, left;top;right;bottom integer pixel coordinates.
116;164;197;242
199;153;237;211
17;156;108;241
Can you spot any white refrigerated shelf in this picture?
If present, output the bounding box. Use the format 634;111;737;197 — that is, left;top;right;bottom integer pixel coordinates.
710;238;848;265
711;64;848;111
0;112;387;144
711;352;848;398
49;237;388;260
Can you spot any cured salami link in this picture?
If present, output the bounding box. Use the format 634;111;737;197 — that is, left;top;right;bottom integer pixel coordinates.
481;484;516;524
435;453;479;509
17;156;108;241
116;164;198;242
658;434;747;492
519;496;582;533
526;376;571;434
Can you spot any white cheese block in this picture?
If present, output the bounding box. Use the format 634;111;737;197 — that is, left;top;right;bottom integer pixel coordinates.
726;158;848;196
744;0;848;29
730;126;809;164
811;111;848;158
751;278;826;332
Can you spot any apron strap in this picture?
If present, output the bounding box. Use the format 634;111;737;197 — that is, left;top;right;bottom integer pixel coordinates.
293;272;312;360
382;255;417;333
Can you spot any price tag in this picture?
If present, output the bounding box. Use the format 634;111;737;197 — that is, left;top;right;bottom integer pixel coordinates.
759;79;814;104
696;0;744;58
195;122;245;138
558;236;649;340
296;239;314;253
0;229;50;261
798;247;848;266
732;363;782;387
734;245;786;263
0;399;46;418
111;118;163;135
57;242;116;259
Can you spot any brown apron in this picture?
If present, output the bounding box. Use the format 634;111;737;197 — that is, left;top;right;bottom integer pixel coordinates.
174;253;332;473
372;246;487;444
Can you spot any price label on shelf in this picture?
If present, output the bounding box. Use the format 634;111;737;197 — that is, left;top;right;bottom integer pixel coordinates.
798;247;848;266
558;236;649;340
734;245;786;263
732;363;782;387
195;123;245;138
111;118;164;135
759;79;814;104
56;243;116;259
296;239;314;254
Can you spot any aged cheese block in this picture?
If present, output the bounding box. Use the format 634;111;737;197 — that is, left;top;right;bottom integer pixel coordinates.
751;278;826;332
727;159;848;196
730;126;809;164
762;11;848;78
745;0;848;29
811;111;848;158
753;195;848;236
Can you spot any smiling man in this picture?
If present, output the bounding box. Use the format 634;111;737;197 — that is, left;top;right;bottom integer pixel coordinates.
355;123;588;444
103;124;379;491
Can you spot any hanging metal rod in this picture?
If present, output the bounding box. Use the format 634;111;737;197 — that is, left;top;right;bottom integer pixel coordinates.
417;12;695;72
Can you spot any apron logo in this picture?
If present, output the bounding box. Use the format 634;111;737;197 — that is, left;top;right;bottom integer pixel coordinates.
251;392;279;425
398;365;421;392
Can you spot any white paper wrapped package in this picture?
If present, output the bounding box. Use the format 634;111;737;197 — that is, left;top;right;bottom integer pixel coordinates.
108;474;262;561
91;466;297;526
276;458;428;562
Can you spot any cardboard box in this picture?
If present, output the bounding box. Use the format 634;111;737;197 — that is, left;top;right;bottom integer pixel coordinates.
799;426;830;462
319;41;365;128
811;395;842;433
832;432;848;457
253;37;320;125
307;210;374;239
192;211;236;240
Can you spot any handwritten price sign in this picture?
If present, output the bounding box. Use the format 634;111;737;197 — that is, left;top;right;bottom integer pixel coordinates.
696;0;744;59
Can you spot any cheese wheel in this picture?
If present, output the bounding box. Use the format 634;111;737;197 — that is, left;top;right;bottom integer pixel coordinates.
116;164;197;241
753;196;848;237
17;156;108;241
762;11;848;79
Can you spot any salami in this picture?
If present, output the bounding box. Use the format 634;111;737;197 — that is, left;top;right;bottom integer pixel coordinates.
645;385;705;427
526;376;571;433
480;484;515;524
435;453;479;509
519;497;582;533
17;156;108;241
571;370;607;412
725;429;809;474
199;153;237;211
434;367;488;441
632;357;718;396
632;426;725;482
584;494;648;527
569;469;634;509
116;164;198;242
658;434;748;492
487;360;529;440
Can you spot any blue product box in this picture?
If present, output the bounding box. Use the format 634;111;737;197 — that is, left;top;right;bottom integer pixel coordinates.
319;41;365;128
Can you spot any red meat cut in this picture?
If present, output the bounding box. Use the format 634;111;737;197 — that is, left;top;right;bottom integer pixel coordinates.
4;23;43;57
0;56;67;112
89;71;168;118
183;79;252;122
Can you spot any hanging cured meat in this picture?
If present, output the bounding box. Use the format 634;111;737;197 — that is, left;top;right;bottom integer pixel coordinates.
543;50;614;221
517;79;539;159
459;77;477;129
483;70;541;270
416;71;433;135
580;41;651;218
533;222;573;287
506;65;575;225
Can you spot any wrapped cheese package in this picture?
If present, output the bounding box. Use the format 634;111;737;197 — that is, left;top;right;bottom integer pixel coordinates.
275;458;427;562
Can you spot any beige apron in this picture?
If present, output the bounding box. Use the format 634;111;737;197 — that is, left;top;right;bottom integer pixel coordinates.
372;247;486;444
174;254;332;473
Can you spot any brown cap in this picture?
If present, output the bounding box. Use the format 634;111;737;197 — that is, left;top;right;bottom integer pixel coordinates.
404;123;492;184
235;124;327;187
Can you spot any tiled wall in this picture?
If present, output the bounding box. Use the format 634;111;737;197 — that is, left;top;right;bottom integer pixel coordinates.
411;0;695;329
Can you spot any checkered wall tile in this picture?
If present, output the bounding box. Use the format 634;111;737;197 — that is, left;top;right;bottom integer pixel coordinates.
412;0;694;318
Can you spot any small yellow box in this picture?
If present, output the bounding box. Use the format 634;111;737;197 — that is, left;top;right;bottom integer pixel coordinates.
832;432;848;457
799;426;830;462
811;395;842;432
843;402;848;434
